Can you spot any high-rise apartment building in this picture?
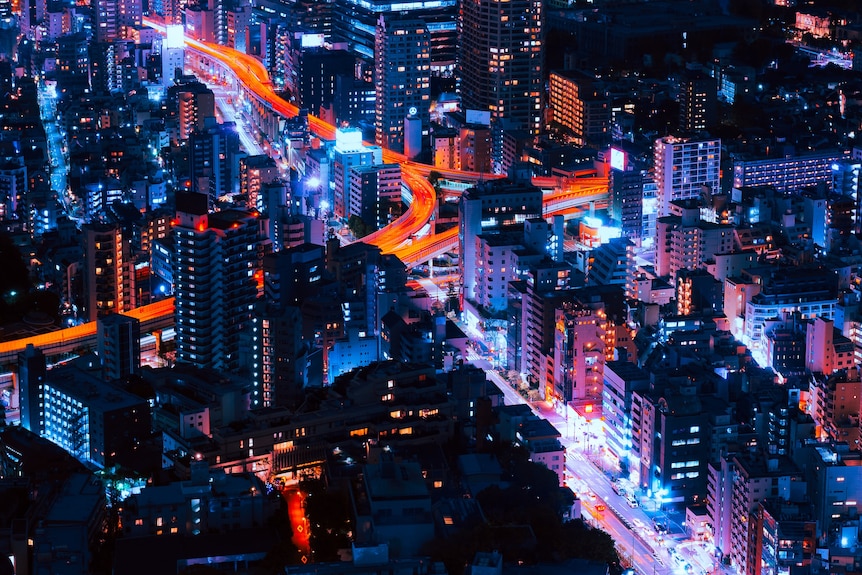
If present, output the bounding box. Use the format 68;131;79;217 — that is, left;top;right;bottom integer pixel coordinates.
653;136;720;218
173;192;268;372
459;0;544;135
176;81;215;141
458;178;543;304
253;244;327;408
348;163;402;231
551;300;606;405
82;223;135;322
94;0;142;42
374;15;430;155
56;32;91;96
17;351;151;468
519;261;574;386
678;70;717;133
17;344;46;435
608;152;646;245
655;199;735;284
331;128;382;219
188;117;241;206
548;69;610;146
0;157;25;221
239;155;279;212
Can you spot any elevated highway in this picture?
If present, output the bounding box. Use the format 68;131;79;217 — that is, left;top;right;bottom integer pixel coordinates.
0;298;175;367
162;19;610;257
4;22;610;363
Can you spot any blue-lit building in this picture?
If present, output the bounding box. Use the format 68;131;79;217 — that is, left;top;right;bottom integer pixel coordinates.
732;149;847;193
602;361;649;479
17;350;150;468
458;177;543;305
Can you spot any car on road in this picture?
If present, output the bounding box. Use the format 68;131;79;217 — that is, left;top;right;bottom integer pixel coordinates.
595;504;606;512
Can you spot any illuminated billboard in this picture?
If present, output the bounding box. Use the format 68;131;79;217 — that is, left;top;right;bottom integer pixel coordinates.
465;109;491;126
300;33;325;48
166;25;184;49
610;147;627;172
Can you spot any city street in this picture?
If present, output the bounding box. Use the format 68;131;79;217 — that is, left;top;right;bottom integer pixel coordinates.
467;351;724;575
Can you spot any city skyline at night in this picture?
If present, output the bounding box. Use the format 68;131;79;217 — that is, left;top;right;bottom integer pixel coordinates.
0;0;862;574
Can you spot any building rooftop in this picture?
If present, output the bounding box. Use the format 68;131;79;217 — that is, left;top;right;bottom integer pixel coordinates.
44;473;104;523
47;362;147;413
365;458;429;500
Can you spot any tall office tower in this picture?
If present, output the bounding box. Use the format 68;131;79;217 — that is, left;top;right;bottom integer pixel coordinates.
332;128;381;219
653;135;720;218
374;15;430;154
174;192;268;372
608;152;646;246
82;223;135;322
188;117;241;206
239;155;279;211
94;0;141;42
332;0;456;77
678;69;717;133
459;0;544;135
17;344;46;435
458;178;543;304
56;32;91;96
296;48;355;117
348;164;402;230
97;313;141;381
176;81;215;141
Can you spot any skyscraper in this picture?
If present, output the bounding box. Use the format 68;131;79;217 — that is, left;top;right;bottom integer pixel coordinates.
458;0;544;135
653;135;720;218
332;0;456;76
173;192;269;372
239;155;279;212
374;15;430;154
